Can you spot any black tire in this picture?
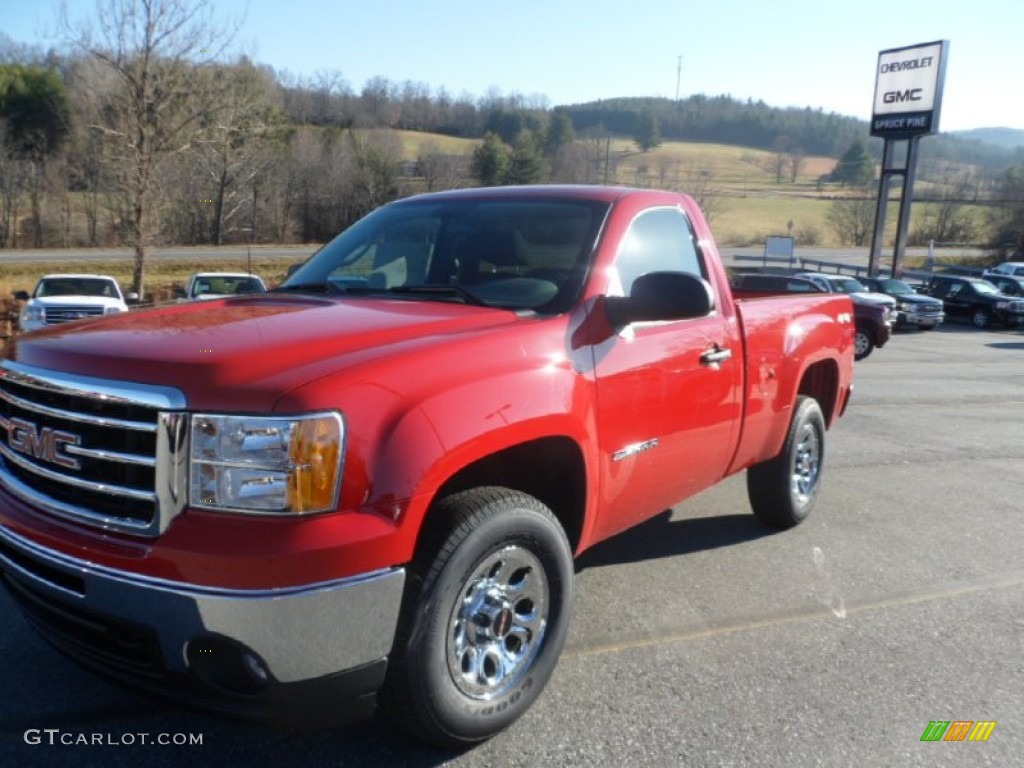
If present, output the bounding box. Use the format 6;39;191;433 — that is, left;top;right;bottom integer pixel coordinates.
971;307;993;329
746;396;826;529
853;326;874;361
383;487;573;748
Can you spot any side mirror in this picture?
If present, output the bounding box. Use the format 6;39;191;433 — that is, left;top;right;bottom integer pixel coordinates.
13;290;30;301
172;286;187;299
125;292;140;304
605;271;715;328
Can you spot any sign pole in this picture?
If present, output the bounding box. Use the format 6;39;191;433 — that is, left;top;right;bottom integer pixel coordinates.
891;136;921;278
868;140;896;277
868;40;948;280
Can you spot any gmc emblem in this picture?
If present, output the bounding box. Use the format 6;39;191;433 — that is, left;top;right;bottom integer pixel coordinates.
4;417;81;470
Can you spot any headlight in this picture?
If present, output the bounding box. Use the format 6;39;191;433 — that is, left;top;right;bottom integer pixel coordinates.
104;305;126;315
190;412;344;514
21;304;44;324
996;301;1009;310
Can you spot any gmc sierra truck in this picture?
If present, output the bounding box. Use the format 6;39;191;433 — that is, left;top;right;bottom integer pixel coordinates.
0;186;854;748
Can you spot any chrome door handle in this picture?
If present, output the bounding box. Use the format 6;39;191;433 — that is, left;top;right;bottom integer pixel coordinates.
700;346;733;366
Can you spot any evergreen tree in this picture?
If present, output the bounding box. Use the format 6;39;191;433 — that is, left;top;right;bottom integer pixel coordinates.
505;130;543;185
471;132;510;186
544;109;574;157
832;139;875;187
633;106;661;152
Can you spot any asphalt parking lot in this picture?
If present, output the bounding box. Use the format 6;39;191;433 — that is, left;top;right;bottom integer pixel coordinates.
1;321;1021;767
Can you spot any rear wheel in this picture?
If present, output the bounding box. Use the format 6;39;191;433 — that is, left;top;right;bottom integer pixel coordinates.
747;396;826;529
383;487;573;748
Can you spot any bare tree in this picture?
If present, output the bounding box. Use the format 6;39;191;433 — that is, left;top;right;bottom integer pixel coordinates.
910;177;979;246
787;147;806;184
771;136;789;184
417;140;469;191
0;131;26;247
61;0;238;296
676;165;725;226
826;197;875;246
548;143;590;185
193;61;283;245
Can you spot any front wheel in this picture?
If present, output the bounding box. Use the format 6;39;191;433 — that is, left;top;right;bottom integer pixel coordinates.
383;487;574;748
853;326;874;360
971;307;993;329
747;396;826;529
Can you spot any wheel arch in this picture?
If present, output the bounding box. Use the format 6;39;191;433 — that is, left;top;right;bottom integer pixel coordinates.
797;358;840;428
424;436;587;555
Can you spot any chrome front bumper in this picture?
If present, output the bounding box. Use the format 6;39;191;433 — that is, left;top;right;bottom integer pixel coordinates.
900;309;944;327
0;523;405;716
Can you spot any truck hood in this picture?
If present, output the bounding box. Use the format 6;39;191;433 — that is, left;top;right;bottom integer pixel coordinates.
850;292;896;308
5;295;522;411
29;295;125;308
893;293;943;307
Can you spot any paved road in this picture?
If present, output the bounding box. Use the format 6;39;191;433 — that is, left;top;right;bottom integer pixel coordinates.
1;322;1021;766
0;245;317;264
0;244;957;268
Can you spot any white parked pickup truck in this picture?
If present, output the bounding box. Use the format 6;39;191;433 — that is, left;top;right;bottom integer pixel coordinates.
15;274;136;332
175;272;268;301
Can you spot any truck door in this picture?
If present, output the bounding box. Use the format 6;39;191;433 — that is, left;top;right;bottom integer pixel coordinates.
590;206;742;541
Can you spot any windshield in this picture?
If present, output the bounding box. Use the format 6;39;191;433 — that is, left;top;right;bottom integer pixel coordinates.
36;278;118;298
874;279;913;295
829;277;868;294
973;281;1000;295
193;276;266;295
280;197;611;312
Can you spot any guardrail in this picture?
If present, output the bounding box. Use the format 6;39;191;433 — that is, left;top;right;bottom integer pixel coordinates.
731;254;796;268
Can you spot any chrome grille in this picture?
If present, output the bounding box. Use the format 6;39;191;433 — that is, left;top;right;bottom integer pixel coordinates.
43;305;106;324
0;361;187;537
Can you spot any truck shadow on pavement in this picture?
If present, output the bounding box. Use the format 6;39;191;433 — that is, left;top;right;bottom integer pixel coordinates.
986;341;1024;350
575;510;772;571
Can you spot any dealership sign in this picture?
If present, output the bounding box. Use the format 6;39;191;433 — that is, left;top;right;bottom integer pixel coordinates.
871;40;948;137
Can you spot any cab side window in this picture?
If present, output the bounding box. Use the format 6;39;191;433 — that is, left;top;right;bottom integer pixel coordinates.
614;208;704;295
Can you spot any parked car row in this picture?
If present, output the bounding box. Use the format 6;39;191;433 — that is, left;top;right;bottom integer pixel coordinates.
10;271;268;333
858;277;945;330
922;274;1024;329
730;272;894;361
731;264;1024;362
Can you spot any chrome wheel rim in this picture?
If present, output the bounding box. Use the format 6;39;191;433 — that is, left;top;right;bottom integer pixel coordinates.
791;422;821;504
447;545;548;699
972;311;988;328
854;332;870;356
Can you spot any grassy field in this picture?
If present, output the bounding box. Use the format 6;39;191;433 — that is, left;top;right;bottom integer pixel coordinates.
396;131;979;248
0;133;989;301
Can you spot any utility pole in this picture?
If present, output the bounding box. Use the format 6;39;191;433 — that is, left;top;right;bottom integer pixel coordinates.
675;56;682;102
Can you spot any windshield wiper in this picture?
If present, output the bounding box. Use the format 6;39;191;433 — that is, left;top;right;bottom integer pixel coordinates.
272;281;359;296
386;285;491;307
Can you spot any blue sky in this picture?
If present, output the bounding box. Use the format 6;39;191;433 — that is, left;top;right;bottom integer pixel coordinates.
7;0;1023;132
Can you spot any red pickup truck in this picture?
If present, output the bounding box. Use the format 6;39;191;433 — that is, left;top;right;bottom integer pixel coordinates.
0;185;854;747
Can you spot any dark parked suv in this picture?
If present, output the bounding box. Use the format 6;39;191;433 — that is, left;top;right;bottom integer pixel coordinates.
860;276;944;330
925;275;1024;329
986;274;1024;298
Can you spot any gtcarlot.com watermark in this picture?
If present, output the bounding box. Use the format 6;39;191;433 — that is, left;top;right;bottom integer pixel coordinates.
24;729;203;746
